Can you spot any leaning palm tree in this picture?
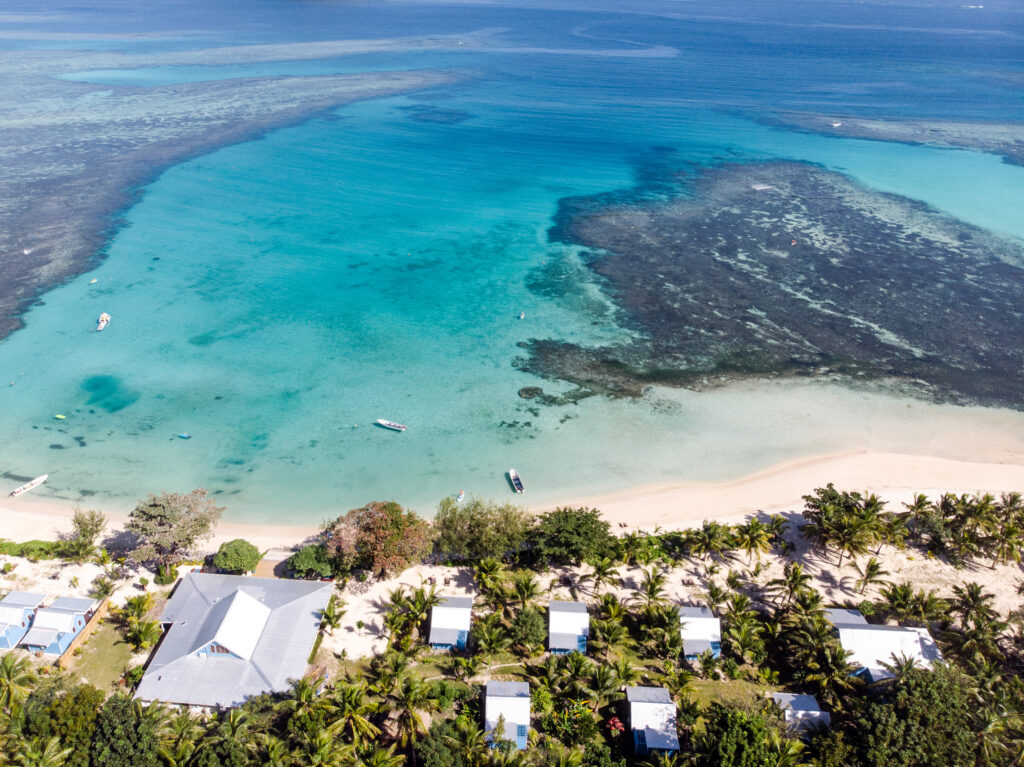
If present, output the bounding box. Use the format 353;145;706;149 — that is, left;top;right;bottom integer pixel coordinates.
853;556;890;594
734;520;771;566
632;568;668;609
13;736;72;767
0;653;36;716
951;582;999;631
766;562;813;609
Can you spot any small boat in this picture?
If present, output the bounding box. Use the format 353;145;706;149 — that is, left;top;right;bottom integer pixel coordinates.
89;278;98;285
177;433;192;440
518;311;525;320
456;490;465;503
376;419;408;432
9;474;48;497
54;414;66;420
96;312;111;331
509;468;525;494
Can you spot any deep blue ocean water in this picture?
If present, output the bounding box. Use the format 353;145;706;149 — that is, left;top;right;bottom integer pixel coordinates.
3;0;1024;520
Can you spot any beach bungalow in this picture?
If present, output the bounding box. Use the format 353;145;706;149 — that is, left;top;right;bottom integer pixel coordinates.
825;608;941;682
19;596;97;657
626;686;679;756
0;591;46;649
135;573;332;708
679;606;721;660
484;681;530;750
428;596;472;651
772;693;831;731
548;600;589;654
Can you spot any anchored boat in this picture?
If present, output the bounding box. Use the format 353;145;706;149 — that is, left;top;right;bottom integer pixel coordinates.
376;419;408;432
509;468;525;493
9;474;48;497
96;312;111;331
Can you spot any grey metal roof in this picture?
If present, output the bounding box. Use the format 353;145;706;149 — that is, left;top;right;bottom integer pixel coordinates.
487;681;529;698
549;601;588;613
683;638;714;655
0;591;47;608
824;608;867;626
773;693;822;712
626;686;672;703
429;627;462;645
679;606;714;618
439;596;473;609
549;632;582;650
135;573;331;708
48;596;96;613
21;627;58;646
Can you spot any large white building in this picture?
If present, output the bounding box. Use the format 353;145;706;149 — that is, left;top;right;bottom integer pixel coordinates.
825;608;941;682
134;573;331;708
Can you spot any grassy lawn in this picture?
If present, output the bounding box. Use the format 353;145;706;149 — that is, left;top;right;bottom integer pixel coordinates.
689;677;774;709
63;619;136;691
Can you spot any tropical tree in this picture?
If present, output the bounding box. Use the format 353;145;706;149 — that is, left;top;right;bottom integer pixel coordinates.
125;489;224;570
63;507;107;563
632;567;668;609
734;519;771;566
585;556;620;594
329;682;381;749
511;570;542;609
301;730;357;767
383;676;441;767
13;736;72;767
854;556;890;594
766;562;813;609
0;653;37;715
212;538;262;574
125;619;162;651
320;598;347;637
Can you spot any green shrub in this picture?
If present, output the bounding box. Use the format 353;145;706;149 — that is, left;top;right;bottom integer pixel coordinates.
212;538;261;574
288;544;332;579
154;564;178;585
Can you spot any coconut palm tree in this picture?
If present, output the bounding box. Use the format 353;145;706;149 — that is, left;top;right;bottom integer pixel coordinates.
367;651;412;699
320;599;346;637
441;719;489;767
690;521;733;562
597;593;627;623
766;562;813;609
734;520;771;566
329;682;381;749
360;745;407;767
611;655;642;687
723;614;764;664
251;733;290;767
633;568;668;609
588;665;622;709
13;736;72;767
449;654;484;683
126;618;162;651
511;570;542;610
559;651;595;700
804;642;859;710
384;676;440;767
854;556;890;594
987;520;1024;569
278;674;330;722
0;653;36;715
585;557;620;594
590;618;634;658
475;622;512;665
120;592;154;623
951;582;999;631
302;730;357;767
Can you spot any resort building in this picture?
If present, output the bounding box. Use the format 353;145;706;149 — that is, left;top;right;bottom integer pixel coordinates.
679;606;721;660
548;600;589;654
826;608;941;682
134;573;332;708
772;693;831;731
428;596;472;651
19;596;98;657
626;686;679;756
0;591;46;650
484;680;530;750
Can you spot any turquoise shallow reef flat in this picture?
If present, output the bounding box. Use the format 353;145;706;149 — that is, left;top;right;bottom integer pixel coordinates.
2;0;1024;520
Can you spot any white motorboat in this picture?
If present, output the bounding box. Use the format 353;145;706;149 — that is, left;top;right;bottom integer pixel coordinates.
9;474;48;497
509;468;525;493
376;419;408;432
96;312;111;331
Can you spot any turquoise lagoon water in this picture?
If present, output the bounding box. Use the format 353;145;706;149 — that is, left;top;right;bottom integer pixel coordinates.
3;1;1024;521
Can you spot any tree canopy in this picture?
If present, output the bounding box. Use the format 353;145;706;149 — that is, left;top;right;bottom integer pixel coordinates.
125;489;223;569
212;538;261;574
433;496;533;562
324;501;433;577
530;507;616;565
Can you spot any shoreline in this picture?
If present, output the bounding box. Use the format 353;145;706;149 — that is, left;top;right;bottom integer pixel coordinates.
5;449;1024;554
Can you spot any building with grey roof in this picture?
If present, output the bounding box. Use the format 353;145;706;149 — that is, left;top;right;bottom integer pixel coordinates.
135;573;332;708
485;681;530;750
548;600;589;654
823;608;942;682
772;693;831;731
626;686;679;755
428;596;472;650
0;591;46;650
679;606;721;660
19;596;98;657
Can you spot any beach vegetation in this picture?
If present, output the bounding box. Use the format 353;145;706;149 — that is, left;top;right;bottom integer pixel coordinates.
62;508;107;564
433;497;533;563
529;507;616;565
324;501;433;578
124;489;224;571
212;538;261;574
287;543;332;579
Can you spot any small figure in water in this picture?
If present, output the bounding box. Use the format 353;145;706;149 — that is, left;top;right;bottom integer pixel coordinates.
457;489;465;503
518;311;525;320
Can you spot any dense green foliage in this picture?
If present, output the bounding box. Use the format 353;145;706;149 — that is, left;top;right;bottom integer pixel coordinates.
324;501;434;577
693;706;775;767
433;496;534;562
212;538;261;574
287;543;332;579
24;680;105;767
90;694;159;767
125;489;224;569
530;506;617;565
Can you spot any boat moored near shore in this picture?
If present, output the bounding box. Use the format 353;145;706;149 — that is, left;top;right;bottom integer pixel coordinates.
9;474;48;497
509;468;525;493
376;419;408;432
96;312;111;331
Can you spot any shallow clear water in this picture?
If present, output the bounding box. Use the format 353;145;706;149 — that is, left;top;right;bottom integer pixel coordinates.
3;0;1024;520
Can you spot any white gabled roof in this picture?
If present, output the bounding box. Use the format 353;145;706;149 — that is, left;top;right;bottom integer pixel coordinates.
31;608;78;633
0;605;28;625
0;591;47;609
549;602;589;637
431;598;472;631
836;624;941;679
679;606;720;641
626;687;679;751
191;589;271;660
485;681;530;734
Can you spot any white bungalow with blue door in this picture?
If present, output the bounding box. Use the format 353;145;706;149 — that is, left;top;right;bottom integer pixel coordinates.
548;601;589;654
428;596;472;651
485;681;530;750
626;686;679;756
19;597;97;657
0;591;46;649
679;606;721;660
824;608;941;683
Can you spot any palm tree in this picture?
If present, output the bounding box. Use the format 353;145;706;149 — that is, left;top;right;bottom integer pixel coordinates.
734;520;771;566
360;745;407;767
384;676;440;767
723;614;764;664
473;557;505;592
987;521;1024;569
329;683;381;748
13;736;72;767
441;719;489;767
302;730;357;767
559;651;595;700
598;593;627;623
633;568;668;609
804;642;859;710
126;619;162;651
690;521;733;562
120;592;154;623
511;570;542;609
590;618;634;658
766;562;813;609
951;582;999;631
449;654;484;683
588;664;622;709
320;598;346;636
278;674;328;722
611;655;641;687
0;653;36;715
474;624;512;668
367;651;412;699
252;733;290;767
854;556;890;594
585;557;620;594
